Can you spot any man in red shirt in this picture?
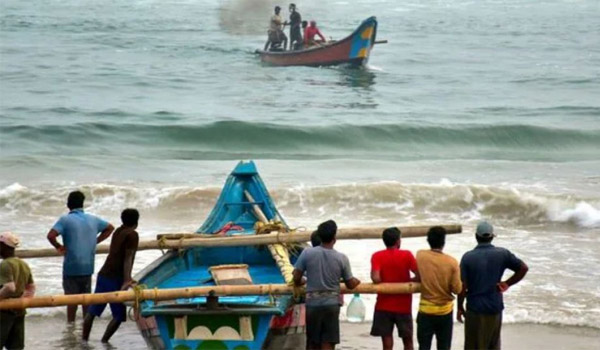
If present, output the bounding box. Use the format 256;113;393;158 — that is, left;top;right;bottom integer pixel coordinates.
304;20;326;46
371;227;418;350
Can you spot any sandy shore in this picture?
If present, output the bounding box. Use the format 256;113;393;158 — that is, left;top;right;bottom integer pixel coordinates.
23;315;600;349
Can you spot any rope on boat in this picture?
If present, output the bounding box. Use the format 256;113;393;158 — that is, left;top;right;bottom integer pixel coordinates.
177;237;186;257
157;235;168;255
254;221;300;286
132;284;147;317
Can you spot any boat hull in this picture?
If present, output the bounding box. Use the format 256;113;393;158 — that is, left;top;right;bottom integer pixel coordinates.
257;16;377;67
133;161;307;350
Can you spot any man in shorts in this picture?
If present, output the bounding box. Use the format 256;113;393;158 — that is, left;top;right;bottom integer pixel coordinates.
0;231;35;350
83;208;140;343
264;6;288;51
293;220;360;350
416;226;462;350
370;227;418;350
47;190;114;322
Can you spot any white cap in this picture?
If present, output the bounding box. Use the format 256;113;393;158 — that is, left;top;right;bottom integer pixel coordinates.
0;231;20;248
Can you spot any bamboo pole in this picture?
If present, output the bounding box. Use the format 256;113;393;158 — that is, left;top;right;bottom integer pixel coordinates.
15;224;462;259
0;282;420;310
243;190;295;285
244;190;269;224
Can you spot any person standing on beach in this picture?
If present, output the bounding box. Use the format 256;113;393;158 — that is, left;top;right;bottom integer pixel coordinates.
457;221;528;350
47;190;114;323
416;226;462;350
370;227;418;350
83;208;140;343
0;232;35;350
293;220;361;350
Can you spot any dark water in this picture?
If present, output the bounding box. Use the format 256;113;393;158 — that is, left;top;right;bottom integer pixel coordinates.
1;0;599;340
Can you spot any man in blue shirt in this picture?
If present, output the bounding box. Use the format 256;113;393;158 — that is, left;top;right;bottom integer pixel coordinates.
47;191;114;323
457;221;528;350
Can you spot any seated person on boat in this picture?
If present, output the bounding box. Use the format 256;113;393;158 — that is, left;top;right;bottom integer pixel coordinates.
264;6;288;51
304;20;326;47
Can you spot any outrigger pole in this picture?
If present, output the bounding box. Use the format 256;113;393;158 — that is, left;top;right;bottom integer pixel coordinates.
0;282;420;310
15;225;462;259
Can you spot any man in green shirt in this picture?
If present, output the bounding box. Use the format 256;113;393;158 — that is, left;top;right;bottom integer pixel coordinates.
0;231;36;350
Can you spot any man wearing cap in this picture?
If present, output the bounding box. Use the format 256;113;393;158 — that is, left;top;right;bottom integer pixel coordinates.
293;220;361;350
0;232;35;350
46;190;114;323
457;222;528;350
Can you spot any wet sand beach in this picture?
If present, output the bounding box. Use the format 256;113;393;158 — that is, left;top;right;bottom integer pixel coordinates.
25;316;600;350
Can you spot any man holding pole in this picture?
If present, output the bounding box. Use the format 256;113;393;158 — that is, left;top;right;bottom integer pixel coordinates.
457;221;528;350
0;232;35;350
83;208;140;343
47;190;114;323
293;220;361;350
416;226;461;350
370;227;418;350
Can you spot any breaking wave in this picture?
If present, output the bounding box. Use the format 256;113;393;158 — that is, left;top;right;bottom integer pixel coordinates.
1;181;599;229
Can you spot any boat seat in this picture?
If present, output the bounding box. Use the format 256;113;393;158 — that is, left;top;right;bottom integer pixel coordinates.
209;264;253;285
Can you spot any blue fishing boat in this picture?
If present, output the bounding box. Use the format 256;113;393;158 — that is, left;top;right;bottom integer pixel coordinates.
133;161;305;350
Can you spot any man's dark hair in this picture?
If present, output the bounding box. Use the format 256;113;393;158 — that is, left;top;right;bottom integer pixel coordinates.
67;191;85;210
290;3;296;8
310;230;321;247
0;242;15;258
476;235;493;244
302;20;308;28
382;227;401;247
121;208;139;227
427;226;446;249
317;220;337;243
275;6;281;12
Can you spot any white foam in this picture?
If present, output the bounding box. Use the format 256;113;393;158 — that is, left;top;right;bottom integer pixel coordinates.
548;201;600;228
0;183;27;198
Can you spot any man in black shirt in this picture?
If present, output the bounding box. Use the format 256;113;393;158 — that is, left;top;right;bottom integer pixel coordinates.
82;208;140;343
288;4;302;50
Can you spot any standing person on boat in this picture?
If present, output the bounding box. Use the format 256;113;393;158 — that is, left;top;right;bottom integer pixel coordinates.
46;190;114;323
304;20;326;47
264;6;288;51
83;208;140;343
370;227;418;350
0;232;35;350
293;220;361;350
457;221;529;350
288;3;302;50
416;226;462;350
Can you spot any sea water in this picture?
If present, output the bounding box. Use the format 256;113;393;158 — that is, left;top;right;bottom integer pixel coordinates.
1;0;599;341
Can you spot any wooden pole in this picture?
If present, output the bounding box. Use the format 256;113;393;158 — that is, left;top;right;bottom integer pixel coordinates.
243;190;295;284
0;282;420;310
244;190;269;224
15;225;462;259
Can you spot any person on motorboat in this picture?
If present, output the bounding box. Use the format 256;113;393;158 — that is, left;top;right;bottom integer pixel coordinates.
287;3;303;50
304;20;326;47
264;6;288;51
